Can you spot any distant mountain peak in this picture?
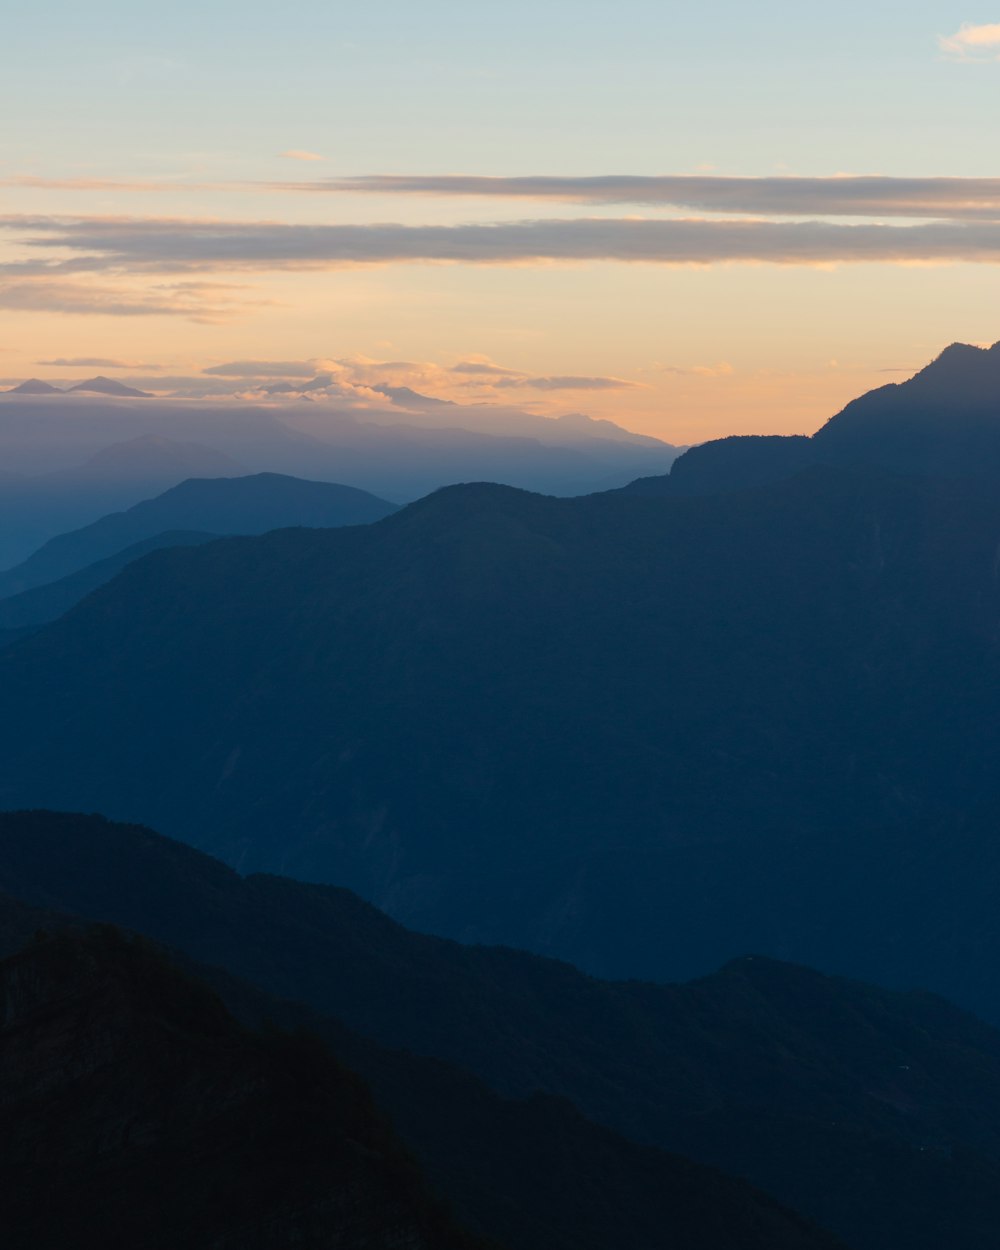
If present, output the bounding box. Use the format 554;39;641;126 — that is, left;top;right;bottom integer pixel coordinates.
6;379;63;395
67;376;152;398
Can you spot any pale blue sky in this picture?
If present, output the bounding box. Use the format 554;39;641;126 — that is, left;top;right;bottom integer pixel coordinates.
4;2;996;175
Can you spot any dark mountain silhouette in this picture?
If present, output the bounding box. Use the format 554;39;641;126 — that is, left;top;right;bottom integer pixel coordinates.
624;341;1000;496
0;472;397;598
5;378;63;395
0;887;849;1250
0;925;493;1250
67;374;152;397
2;469;1000;1017
0;531;216;635
11;811;1000;1249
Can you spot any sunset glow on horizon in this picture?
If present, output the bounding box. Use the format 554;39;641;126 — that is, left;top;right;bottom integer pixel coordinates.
3;1;1000;445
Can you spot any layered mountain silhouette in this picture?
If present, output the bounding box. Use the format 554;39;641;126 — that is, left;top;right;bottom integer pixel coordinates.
0;471;397;600
626;341;1000;496
13;812;1000;1249
0;436;245;567
0;841;844;1250
0;925;493;1250
3;464;1000;1016
0;530;216;636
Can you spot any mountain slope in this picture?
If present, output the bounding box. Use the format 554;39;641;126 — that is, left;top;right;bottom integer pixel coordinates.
0;926;491;1250
626;341;1000;496
0;469;998;1012
0;530;217;633
8;811;1000;1250
0;874;844;1250
0;472;398;597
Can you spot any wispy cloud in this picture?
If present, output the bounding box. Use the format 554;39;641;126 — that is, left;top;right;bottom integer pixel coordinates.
658;361;734;377
36;356;165;369
0;273;258;321
279;150;326;162
270;174;1000;221
202;359;336;377
8;173;1000;222
491;374;643;391
451;358;524;377
6;213;1000;272
939;22;1000;60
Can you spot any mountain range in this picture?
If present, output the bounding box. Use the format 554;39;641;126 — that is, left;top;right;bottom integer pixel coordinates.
5;341;1000;1247
0;472;398;605
13;809;1000;1249
1;453;999;1018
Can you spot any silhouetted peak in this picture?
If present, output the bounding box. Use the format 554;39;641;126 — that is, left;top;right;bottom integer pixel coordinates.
6;379;63;395
68;376;152;398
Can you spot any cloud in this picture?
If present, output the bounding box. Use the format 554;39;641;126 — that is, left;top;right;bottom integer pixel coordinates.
36;356;165;369
451;358;524;377
279;150;326;162
493;374;643;391
11;172;1000;222
7;213;1000;272
658;362;734;377
939;22;1000;60
273;174;1000;220
202;359;338;378
0;273;256;321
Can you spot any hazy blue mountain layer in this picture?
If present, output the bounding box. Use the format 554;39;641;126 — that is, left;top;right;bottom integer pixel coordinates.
0;530;216;635
1;466;999;1014
0;472;398;598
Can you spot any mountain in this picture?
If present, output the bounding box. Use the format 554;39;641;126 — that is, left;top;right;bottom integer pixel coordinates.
5;378;63;395
0;876;848;1250
67;374;153;397
624;341;1000;497
11;811;1000;1249
0;436;246;568
1;469;999;1016
0;925;492;1250
0;531;216;635
55;433;244;484
0;390;681;504
0;472;398;598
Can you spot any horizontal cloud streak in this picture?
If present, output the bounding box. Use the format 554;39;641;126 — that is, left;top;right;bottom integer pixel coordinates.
493;374;641;391
10;174;1000;222
275;175;1000;220
36;356;163;368
7;213;1000;271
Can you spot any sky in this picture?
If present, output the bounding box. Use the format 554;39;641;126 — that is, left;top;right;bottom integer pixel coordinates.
2;1;1000;443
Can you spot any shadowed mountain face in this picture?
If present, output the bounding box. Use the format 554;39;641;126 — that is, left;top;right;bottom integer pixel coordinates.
12;812;1000;1250
0;531;216;636
628;341;1000;497
2;469;1000;1015
0;881;848;1250
0;472;398;599
0;925;492;1250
